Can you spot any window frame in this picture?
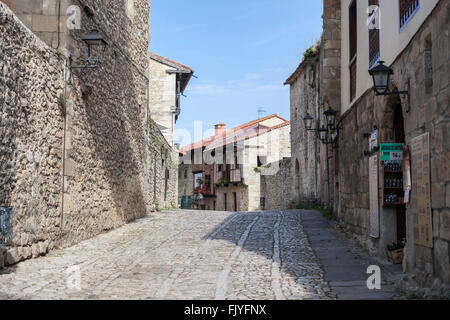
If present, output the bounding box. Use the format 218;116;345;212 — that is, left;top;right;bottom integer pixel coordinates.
368;0;381;69
399;0;420;32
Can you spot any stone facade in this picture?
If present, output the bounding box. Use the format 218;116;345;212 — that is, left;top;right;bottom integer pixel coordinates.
179;115;291;212
336;0;450;289
285;49;322;204
260;158;292;210
286;0;341;210
0;0;180;267
148;53;194;148
0;5;65;262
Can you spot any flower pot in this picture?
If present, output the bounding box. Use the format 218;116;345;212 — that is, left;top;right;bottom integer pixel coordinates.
387;249;404;264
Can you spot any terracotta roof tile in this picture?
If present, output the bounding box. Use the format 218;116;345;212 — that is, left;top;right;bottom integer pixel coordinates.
180;114;290;153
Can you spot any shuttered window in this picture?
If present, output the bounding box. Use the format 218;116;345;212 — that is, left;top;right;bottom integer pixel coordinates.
399;0;420;30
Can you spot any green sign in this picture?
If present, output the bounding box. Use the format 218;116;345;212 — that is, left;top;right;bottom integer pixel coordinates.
380;143;404;162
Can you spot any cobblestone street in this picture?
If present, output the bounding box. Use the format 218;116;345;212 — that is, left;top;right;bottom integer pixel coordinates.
0;210;400;300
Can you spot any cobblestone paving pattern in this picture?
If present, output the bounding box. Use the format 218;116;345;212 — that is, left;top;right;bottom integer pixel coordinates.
0;210;335;300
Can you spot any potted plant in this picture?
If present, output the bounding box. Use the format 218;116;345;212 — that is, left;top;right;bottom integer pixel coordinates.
253;166;261;173
387;242;405;264
217;178;229;187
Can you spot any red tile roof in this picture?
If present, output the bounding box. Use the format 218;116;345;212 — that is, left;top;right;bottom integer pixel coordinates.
149;52;194;73
180;114;290;153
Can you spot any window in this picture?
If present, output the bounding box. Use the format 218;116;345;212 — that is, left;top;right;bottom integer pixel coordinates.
349;0;357;102
399;0;420;31
368;0;380;68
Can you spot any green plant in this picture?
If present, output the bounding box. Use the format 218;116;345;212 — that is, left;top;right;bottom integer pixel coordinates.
58;93;66;108
217;178;229;187
254;166;261;173
295;200;334;220
155;203;163;212
387;242;405;251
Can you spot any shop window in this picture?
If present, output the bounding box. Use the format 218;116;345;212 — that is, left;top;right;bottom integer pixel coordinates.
399;0;420;31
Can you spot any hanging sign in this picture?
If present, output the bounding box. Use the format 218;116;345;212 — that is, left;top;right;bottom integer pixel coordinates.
380;143;404;162
369;129;379;154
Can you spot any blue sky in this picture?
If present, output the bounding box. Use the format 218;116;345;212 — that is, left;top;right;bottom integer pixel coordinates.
150;0;323;146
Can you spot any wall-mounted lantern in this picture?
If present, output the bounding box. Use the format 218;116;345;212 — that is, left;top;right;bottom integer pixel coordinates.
69;29;108;82
318;126;329;144
369;60;410;111
324;107;338;130
303;108;342;145
303;113;314;131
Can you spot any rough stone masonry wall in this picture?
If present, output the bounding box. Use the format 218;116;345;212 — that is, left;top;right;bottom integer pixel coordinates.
0;3;65;263
60;0;153;247
1;0;178;268
320;0;341;209
289;59;321;204
261;158;292;210
1;0;71;49
337;0;449;287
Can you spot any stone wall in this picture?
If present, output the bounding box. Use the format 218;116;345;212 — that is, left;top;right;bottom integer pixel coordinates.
261;158;292;210
320;0;341;209
215;185;248;212
148;57;177;147
1;0;70;49
61;0;153;246
1;0;179;267
287;54;321;204
0;3;65;262
337;0;449;288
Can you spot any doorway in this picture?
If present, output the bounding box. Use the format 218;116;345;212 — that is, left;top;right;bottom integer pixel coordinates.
233;192;237;212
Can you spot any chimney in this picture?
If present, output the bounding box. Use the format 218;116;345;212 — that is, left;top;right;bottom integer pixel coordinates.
215;124;226;136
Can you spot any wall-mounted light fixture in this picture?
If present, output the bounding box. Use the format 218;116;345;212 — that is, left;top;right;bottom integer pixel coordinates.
303;107;342;145
69;29;107;83
369;60;410;112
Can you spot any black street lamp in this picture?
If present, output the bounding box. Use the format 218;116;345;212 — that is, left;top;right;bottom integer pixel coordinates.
318;126;329;143
369;60;409;96
303;113;314;131
69;30;108;83
324;107;338;129
303;108;342;145
81;29;108;66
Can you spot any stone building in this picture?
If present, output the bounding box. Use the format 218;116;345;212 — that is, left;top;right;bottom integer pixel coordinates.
288;0;449;294
149;53;194;148
338;0;449;292
0;0;181;267
285;45;322;204
178;115;291;211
